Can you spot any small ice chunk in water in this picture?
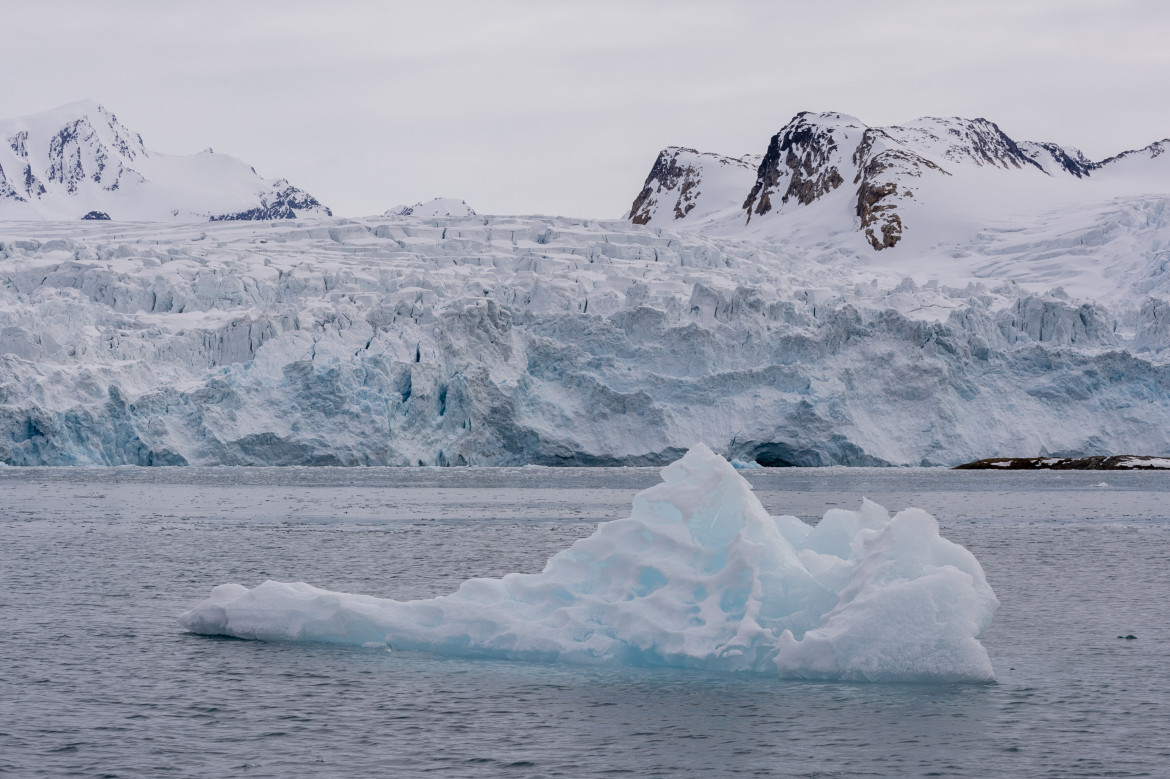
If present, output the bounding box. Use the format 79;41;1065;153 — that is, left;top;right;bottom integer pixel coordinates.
179;444;998;682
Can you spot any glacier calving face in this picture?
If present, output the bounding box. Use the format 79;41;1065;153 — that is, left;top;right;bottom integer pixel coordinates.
3;203;1170;467
179;444;999;682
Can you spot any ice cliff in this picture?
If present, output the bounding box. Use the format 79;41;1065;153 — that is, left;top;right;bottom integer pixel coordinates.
3;193;1170;466
180;444;999;683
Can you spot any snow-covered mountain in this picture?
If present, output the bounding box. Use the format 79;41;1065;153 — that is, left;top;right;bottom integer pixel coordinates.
386;198;476;217
629;111;1170;253
0;101;331;222
628;148;760;227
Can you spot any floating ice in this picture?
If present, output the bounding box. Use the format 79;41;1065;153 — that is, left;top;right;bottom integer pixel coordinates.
179;445;998;682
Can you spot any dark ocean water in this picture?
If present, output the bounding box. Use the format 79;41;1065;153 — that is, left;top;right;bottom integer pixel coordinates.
1;466;1168;777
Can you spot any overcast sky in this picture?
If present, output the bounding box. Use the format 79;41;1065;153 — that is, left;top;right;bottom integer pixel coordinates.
5;0;1169;218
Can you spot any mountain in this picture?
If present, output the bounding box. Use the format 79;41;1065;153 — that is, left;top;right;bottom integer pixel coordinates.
0;101;332;222
386;197;477;217
628;111;1170;252
628;148;760;227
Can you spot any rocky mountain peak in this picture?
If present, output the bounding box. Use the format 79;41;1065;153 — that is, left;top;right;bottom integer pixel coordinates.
896;117;1043;172
1096;138;1170;167
1019;141;1094;178
741;112;865;222
628;111;1170;252
0;101;330;222
628;147;759;227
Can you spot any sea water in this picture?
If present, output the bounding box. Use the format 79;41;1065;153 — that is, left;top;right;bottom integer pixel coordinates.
1;466;1168;777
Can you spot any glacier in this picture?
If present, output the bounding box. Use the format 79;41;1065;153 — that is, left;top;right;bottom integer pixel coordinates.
3;197;1170;467
3;107;1170;467
179;444;999;683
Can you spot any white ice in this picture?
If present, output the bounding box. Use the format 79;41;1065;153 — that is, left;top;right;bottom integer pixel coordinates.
179;445;998;683
1117;457;1170;469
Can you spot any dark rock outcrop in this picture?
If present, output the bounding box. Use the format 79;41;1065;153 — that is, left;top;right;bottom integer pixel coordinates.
954;455;1170;470
627;111;1170;253
209;182;332;221
742;112;854;221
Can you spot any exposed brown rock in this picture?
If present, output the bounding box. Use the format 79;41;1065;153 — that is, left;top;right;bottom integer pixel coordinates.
673;178;699;220
629;185;656;225
629;149;705;225
852;129;947;251
743;113;846;222
630;149;695;224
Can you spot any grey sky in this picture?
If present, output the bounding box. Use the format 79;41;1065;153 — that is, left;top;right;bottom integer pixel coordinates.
5;0;1169;218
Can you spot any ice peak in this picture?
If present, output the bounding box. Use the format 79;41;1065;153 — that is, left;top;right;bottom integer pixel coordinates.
660;441;733;483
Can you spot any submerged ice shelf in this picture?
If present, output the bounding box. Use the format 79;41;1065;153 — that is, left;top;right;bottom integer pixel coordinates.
180;445;998;682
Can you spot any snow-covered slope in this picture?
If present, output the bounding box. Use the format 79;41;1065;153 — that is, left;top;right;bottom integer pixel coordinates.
629;147;760;227
0;101;331;222
1092;139;1170;191
3;200;1170;466
629;111;1170;255
386;198;476;217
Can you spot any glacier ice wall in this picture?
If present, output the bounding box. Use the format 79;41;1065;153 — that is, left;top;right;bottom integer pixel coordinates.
2;207;1170;466
179;444;999;682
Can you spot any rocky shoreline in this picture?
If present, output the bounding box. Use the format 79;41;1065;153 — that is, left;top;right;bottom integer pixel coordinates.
953;456;1170;470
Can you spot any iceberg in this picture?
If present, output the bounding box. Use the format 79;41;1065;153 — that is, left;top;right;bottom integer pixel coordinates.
179;445;998;682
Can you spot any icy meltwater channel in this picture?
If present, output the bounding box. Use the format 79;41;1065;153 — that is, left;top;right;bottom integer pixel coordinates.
181;446;998;682
2;462;1168;776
